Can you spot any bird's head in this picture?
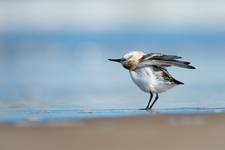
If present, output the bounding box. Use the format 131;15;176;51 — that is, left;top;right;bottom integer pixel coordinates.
108;51;145;70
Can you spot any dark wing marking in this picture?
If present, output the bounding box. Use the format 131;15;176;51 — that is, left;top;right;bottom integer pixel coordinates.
140;53;182;61
138;53;195;69
153;66;184;85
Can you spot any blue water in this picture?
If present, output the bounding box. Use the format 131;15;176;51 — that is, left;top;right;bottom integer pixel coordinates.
1;30;225;121
1;108;225;124
0;30;225;110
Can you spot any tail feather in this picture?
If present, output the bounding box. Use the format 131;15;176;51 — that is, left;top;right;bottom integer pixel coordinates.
172;78;184;85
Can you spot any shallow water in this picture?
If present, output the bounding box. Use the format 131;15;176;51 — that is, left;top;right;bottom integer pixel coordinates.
0;107;225;124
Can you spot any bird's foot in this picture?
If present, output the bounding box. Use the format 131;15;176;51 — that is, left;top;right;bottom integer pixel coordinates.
139;108;152;111
146;108;153;112
138;108;147;110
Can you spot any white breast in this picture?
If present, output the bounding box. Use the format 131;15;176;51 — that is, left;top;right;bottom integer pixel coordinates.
129;67;176;93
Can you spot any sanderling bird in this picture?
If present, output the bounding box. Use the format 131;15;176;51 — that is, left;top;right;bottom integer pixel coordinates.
108;51;195;110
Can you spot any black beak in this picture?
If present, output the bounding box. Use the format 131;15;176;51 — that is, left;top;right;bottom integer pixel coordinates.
108;58;123;63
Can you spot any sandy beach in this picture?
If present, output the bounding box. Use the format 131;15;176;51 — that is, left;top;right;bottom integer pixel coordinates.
0;114;225;150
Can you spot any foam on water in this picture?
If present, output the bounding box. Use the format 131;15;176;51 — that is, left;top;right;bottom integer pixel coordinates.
0;107;225;124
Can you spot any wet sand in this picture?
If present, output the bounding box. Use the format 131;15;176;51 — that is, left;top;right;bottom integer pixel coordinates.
1;114;225;150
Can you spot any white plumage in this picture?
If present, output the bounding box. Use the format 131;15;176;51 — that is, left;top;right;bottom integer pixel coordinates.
130;67;176;94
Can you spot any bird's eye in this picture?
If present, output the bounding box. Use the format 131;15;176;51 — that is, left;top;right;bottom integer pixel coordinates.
121;58;126;62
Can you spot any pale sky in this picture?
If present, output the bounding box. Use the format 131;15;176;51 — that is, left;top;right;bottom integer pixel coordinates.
0;0;225;31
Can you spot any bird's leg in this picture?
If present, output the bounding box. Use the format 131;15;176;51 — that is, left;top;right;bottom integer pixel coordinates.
149;93;159;110
145;92;153;110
